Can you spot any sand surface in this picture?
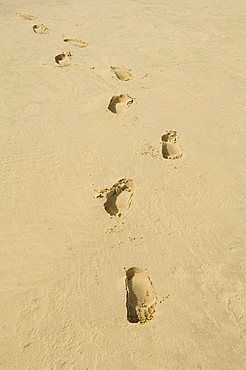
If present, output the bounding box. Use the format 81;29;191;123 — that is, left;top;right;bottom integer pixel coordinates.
0;0;246;369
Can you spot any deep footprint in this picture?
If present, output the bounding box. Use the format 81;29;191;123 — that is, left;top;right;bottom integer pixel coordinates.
108;94;134;114
126;267;157;324
97;178;134;217
161;130;183;159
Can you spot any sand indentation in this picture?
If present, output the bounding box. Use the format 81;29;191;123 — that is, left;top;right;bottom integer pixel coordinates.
126;267;157;324
55;52;72;67
111;66;133;81
33;24;49;34
63;38;88;48
97;178;134;217
161;130;183;159
16;13;37;20
108;94;134;114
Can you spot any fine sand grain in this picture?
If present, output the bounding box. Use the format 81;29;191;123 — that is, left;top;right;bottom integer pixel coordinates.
1;0;246;369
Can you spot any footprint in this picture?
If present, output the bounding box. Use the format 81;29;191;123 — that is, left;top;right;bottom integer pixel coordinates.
97;178;134;217
16;13;37;20
161;130;183;159
108;94;134;114
125;267;157;324
33;24;49;34
111;66;133;81
55;52;72;67
63;38;88;48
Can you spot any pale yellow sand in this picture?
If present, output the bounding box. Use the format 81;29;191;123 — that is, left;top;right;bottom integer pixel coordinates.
0;0;246;369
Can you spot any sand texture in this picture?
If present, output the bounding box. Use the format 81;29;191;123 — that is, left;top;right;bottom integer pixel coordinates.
0;0;246;369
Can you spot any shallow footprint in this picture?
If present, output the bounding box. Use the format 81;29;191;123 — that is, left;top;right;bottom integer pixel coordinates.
16;13;37;20
161;130;183;159
33;24;49;34
55;52;72;67
63;38;88;48
126;267;157;324
97;178;134;217
111;66;133;81
108;94;134;114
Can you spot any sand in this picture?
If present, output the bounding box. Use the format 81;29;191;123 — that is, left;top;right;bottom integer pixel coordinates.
0;0;246;369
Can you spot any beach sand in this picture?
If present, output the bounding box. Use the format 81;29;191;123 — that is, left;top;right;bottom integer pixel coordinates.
0;0;245;369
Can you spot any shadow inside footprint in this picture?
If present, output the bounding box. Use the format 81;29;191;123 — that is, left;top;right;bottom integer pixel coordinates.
104;190;118;216
126;268;140;323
